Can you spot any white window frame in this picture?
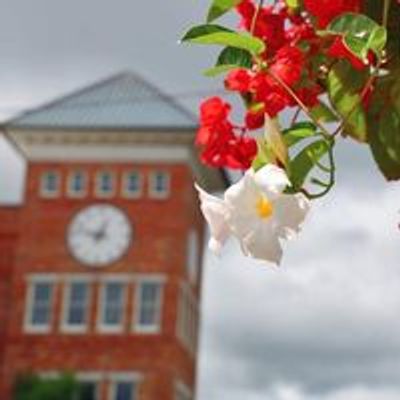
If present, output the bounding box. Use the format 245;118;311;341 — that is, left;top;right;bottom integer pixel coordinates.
95;170;116;198
122;170;143;199
176;282;198;354
40;170;61;198
61;279;91;334
186;229;200;284
148;171;170;199
97;279;126;334
109;373;141;400
67;170;88;198
24;277;56;334
133;278;164;334
174;380;193;400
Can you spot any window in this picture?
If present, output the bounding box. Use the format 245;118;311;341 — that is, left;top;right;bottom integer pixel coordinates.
149;171;170;199
176;284;198;353
40;171;60;198
25;281;54;333
78;381;98;400
67;171;87;198
113;381;137;400
62;281;90;332
135;281;163;333
122;171;142;198
186;230;199;284
98;282;125;332
96;171;115;197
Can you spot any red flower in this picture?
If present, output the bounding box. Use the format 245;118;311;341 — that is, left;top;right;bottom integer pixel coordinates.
304;0;361;28
196;97;257;170
328;37;372;70
296;85;322;108
245;108;265;130
270;45;304;86
225;69;252;92
250;72;291;117
236;0;286;56
199;96;231;126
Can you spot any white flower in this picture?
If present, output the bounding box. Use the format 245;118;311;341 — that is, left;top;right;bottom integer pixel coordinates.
196;164;310;265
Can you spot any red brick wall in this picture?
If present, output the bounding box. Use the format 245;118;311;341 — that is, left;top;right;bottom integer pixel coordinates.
0;161;204;400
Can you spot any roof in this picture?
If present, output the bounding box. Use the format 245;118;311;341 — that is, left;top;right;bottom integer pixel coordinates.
7;72;197;130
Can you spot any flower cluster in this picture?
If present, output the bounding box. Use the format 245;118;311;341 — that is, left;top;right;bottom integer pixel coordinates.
195;0;371;172
182;0;397;264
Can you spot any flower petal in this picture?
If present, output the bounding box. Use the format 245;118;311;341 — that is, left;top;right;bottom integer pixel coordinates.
254;164;290;196
241;221;283;264
195;184;230;254
273;193;310;240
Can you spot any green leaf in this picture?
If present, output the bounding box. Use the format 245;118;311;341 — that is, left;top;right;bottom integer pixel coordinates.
367;68;400;180
182;25;266;55
265;116;288;167
328;13;387;60
216;46;253;68
207;0;242;22
289;140;330;190
363;0;400;59
310;101;339;123
283;122;317;147
285;0;301;9
327;60;368;142
181;24;232;41
203;64;239;77
252;140;273;172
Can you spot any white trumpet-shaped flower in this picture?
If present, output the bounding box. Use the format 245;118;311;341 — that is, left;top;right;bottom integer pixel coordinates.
196;164;310;264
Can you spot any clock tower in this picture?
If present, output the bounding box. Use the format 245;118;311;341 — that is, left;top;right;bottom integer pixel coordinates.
0;72;226;400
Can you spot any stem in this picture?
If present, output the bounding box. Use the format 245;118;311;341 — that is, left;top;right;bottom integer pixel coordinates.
250;0;265;35
291;107;301;126
267;70;333;141
301;142;336;200
382;0;391;28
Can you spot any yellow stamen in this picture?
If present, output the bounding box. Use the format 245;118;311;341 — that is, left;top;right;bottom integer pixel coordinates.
256;196;273;219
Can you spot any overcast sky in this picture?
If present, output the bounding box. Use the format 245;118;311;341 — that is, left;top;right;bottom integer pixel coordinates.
0;1;399;399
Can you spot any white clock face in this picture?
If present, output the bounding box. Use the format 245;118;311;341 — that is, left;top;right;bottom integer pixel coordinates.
67;204;132;267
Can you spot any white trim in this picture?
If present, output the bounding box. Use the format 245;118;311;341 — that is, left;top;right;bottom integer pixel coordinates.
121;170;143;199
95;170;116;198
23;143;192;162
24;280;55;334
133;281;164;334
39;170;61;199
148;170;171;199
60;280;91;334
66;170;88;198
97;281;126;334
26;273;59;283
134;274;167;283
25;273;167;284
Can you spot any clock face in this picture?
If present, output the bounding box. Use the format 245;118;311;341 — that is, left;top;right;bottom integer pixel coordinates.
67;204;132;267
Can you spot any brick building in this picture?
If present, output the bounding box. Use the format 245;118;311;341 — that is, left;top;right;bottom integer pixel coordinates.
0;72;226;400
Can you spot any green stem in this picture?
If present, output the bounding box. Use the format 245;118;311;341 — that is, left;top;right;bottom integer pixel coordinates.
301;142;336;200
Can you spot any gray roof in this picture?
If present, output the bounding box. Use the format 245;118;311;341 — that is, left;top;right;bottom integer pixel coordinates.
8;72;197;130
